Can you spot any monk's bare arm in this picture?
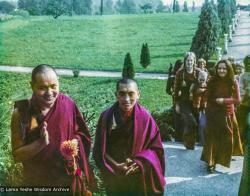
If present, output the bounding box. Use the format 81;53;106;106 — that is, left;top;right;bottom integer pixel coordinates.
105;154;119;167
11;109;48;163
105;154;128;172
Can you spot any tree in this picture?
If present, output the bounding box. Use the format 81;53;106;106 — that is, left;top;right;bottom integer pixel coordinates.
217;0;231;34
114;0;122;13
0;1;15;14
183;1;188;12
120;0;137;14
192;1;195;12
140;43;151;68
82;0;92;14
190;1;221;60
18;0;41;15
140;3;152;14
44;0;71;18
100;0;103;15
103;0;113;14
156;1;167;13
173;0;180;13
122;53;135;79
230;0;237;15
172;0;176;13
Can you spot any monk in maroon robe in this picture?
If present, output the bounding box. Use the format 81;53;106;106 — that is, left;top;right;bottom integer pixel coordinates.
93;79;165;196
11;64;92;195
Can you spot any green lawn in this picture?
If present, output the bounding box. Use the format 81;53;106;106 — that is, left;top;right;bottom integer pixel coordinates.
0;13;199;73
0;72;171;186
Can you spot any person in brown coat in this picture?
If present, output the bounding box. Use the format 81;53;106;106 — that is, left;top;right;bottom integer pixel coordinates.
201;59;243;173
174;52;199;149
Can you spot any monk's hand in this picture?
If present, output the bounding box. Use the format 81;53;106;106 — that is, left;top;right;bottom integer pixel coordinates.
216;98;224;105
116;162;128;173
40;121;49;145
126;158;133;166
125;162;140;176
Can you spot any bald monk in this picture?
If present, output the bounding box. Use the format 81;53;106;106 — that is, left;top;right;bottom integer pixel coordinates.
93;79;165;196
11;64;92;195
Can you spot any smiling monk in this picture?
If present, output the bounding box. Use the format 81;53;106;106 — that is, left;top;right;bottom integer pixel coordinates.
11;64;92;195
93;78;165;196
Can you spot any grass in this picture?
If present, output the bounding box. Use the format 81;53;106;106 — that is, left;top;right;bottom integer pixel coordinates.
0;13;199;73
0;72;171;187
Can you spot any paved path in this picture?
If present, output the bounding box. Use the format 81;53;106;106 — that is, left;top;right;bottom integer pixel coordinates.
0;65;168;80
164;142;243;196
224;11;250;61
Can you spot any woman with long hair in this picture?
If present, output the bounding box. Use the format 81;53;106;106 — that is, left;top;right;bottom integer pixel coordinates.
201;59;243;173
174;52;199;149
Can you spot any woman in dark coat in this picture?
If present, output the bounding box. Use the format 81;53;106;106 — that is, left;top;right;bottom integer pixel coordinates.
201;59;243;173
174;52;199;149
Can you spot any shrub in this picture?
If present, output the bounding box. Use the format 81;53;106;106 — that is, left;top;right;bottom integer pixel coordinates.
10;9;30;18
140;43;151;68
122;53;135;79
152;108;175;141
72;69;80;77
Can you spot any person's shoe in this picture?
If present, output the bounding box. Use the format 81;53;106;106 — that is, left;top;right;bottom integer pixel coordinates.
185;145;195;150
207;165;215;173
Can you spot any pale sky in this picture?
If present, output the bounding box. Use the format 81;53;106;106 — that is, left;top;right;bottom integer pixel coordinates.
163;0;249;6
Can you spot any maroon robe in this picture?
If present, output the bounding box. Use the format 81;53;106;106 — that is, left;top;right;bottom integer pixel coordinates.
14;93;91;195
201;79;243;167
93;102;165;195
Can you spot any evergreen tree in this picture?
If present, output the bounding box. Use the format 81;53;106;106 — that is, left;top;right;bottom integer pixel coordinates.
103;0;114;14
230;0;237;15
192;1;195;12
44;0;71;18
156;1;167;13
140;43;151;68
172;0;176;13
122;53;135;79
140;3;152;14
190;1;221;60
183;1;188;12
70;0;92;15
18;0;41;15
174;0;180;13
115;0;122;13
217;0;231;34
82;0;92;14
120;0;137;14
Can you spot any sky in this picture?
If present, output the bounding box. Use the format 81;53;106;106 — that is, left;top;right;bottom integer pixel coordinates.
163;0;249;6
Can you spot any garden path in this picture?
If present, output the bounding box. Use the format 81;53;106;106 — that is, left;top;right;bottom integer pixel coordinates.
0;65;167;80
164;142;243;196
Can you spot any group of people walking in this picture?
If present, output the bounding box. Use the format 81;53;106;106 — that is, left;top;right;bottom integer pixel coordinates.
167;52;250;195
10;53;250;195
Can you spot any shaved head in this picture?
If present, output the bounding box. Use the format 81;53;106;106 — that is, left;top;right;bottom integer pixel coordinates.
32;64;58;83
116;78;138;92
